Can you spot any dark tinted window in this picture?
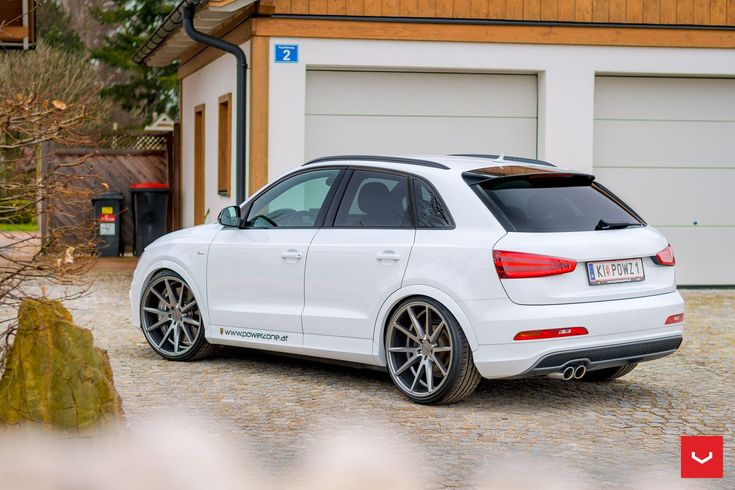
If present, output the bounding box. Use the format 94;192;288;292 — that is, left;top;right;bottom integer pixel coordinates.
414;180;452;228
246;169;339;228
334;171;411;228
473;175;642;232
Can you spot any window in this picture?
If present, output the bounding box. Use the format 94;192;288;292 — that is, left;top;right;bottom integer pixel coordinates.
334;171;411;228
194;104;206;225
217;93;232;196
413;179;452;229
471;174;643;233
245;169;340;228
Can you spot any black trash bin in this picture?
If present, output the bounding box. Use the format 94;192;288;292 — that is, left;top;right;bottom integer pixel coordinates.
91;192;124;257
130;182;170;256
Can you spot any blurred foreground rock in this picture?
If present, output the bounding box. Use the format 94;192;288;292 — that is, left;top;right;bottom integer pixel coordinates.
0;299;123;431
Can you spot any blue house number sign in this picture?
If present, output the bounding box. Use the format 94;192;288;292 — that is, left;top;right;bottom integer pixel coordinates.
275;44;299;63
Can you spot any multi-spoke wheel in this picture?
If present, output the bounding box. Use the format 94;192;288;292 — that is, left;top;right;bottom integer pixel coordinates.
140;271;214;361
386;297;481;404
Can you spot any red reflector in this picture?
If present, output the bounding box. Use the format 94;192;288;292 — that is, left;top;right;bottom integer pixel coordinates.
654;245;676;266
665;313;684;325
493;250;577;279
514;327;589;341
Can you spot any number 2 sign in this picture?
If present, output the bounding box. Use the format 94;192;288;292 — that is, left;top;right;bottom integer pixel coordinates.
274;44;299;63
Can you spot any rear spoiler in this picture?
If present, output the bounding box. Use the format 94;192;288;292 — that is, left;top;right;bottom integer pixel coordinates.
462;171;595;188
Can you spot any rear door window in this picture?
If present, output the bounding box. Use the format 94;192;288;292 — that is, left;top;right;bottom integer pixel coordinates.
470;174;643;232
334;170;411;228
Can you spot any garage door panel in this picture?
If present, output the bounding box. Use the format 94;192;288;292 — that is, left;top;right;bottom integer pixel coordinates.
305;116;537;161
594;76;735;284
594;168;735;226
595;77;735;120
655;227;735;285
306;71;538;118
594;121;735;166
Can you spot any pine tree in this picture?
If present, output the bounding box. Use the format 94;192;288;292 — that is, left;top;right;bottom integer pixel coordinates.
36;0;86;54
91;0;178;125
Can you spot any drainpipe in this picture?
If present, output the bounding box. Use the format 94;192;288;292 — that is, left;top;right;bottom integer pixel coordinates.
183;3;248;204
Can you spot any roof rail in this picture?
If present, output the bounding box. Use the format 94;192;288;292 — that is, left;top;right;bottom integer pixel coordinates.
303;155;450;170
450;154;555;167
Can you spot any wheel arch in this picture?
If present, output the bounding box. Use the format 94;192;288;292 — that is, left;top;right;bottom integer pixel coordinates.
371;285;479;365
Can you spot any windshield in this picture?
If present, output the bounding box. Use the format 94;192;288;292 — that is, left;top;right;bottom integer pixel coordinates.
471;174;644;232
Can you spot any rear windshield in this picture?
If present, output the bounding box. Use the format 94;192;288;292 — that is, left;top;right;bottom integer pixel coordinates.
470;174;644;232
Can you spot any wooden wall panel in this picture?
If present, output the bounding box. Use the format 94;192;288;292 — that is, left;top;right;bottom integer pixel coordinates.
576;0;594;21
643;0;661;22
710;0;726;24
593;0;610;21
365;0;382;15
677;0;694;22
416;0;436;16
273;0;735;25
558;0;576;21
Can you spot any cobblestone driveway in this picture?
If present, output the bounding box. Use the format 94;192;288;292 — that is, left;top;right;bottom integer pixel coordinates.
66;268;733;489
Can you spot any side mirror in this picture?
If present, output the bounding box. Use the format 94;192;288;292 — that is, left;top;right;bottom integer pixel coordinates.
218;206;241;228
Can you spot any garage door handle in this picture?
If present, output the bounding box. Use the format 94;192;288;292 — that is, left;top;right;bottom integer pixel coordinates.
377;252;401;262
281;250;303;260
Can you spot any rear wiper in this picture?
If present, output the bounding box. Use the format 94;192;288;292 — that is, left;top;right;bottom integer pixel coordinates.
595;219;643;231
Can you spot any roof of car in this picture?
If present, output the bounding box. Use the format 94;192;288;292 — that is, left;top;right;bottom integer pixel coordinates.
302;154;569;176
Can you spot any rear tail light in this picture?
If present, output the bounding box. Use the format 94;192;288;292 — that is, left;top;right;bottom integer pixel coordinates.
653;245;676;266
665;313;684;325
493;250;577;279
513;327;589;341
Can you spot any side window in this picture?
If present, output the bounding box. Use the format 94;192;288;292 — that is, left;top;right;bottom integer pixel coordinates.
334;170;411;228
246;169;340;228
413;179;452;229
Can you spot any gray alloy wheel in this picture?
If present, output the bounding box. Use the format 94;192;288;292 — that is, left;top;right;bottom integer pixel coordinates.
386;297;481;404
140;271;213;361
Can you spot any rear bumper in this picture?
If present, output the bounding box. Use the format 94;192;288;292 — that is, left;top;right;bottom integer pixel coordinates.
512;335;682;378
463;291;684;379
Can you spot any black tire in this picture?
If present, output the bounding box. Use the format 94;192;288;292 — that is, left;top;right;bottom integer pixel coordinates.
385;296;481;405
581;363;637;382
140;270;215;361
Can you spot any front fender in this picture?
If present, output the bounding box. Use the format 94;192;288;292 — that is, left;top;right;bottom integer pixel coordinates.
370;285;480;366
129;258;210;333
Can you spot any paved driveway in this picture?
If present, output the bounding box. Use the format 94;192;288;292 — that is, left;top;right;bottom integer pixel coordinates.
65;269;733;489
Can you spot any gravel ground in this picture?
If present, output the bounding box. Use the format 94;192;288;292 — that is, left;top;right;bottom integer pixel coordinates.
35;268;735;488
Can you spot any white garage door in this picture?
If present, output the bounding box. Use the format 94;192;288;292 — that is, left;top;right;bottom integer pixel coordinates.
305;70;537;161
594;76;735;285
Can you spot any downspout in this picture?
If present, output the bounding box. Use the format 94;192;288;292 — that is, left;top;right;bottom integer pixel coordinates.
183;3;248;204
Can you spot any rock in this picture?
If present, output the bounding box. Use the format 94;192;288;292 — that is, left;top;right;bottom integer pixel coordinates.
0;299;123;431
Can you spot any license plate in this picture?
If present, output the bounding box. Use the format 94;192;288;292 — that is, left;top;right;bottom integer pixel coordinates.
587;258;645;286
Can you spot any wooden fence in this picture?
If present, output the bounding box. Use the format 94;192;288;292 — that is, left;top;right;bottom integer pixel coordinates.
41;130;179;254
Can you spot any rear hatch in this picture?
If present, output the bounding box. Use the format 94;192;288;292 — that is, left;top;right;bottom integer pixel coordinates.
466;168;676;305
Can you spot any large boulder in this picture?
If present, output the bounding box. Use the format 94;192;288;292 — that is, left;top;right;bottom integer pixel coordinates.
0;299;123;431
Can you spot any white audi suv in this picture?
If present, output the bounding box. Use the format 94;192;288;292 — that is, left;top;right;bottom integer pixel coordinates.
129;154;684;404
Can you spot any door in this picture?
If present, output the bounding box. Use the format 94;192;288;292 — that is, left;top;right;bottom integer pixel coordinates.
207;168;343;335
194;104;206;225
305;70;538;160
302;170;415;344
594;76;735;285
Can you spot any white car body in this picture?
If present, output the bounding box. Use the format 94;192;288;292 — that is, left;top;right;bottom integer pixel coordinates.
130;155;684;382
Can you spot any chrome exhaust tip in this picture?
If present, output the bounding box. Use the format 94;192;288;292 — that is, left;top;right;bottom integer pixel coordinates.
548;366;575;381
573;365;587;379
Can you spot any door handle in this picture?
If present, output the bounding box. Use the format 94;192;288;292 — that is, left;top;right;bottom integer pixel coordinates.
281;250;303;260
377;251;401;262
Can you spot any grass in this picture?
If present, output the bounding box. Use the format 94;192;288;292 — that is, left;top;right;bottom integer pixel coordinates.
0;223;39;232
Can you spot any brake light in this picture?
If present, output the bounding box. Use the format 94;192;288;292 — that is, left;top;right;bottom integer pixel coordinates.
665;313;684;325
513;327;589;341
653;245;676;266
493;250;577;279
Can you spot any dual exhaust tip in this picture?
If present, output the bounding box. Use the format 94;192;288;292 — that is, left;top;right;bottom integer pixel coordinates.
547;364;586;381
